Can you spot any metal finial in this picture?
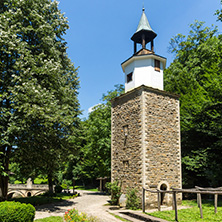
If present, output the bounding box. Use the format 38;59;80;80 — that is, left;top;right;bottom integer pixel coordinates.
142;2;145;11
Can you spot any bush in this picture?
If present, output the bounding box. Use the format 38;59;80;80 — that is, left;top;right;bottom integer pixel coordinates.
0;201;35;222
106;181;122;205
64;208;99;222
126;188;141;210
55;184;63;193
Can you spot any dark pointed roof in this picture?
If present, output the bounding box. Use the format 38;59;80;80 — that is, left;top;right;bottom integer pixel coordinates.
131;8;157;44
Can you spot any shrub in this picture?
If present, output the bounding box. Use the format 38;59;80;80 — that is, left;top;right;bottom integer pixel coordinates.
55;184;63;193
106;181;122;205
0;201;35;222
64;208;99;222
126;188;141;210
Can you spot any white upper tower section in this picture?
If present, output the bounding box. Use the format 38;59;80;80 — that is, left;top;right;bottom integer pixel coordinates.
122;8;166;93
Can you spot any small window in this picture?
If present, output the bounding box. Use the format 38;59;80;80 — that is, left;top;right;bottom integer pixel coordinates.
123;160;129;168
155;59;160;72
127;72;133;83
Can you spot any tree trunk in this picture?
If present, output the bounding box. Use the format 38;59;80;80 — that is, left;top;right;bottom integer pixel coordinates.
0;175;9;200
0;146;11;200
48;173;54;195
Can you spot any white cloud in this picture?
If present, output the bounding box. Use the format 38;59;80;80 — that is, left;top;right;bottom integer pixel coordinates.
88;103;102;114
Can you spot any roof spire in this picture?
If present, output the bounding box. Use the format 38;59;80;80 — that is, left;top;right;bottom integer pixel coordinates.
131;8;157;52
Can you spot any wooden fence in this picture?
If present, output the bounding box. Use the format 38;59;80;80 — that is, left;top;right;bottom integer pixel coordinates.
142;186;222;222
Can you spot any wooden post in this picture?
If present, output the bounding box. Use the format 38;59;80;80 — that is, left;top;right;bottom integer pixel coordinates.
99;178;102;192
214;194;218;214
142;188;145;213
134;42;137;54
197;193;203;218
151;40;154;52
142;34;146;49
173;191;178;222
157;191;161;211
197;193;200;207
72;178;75;194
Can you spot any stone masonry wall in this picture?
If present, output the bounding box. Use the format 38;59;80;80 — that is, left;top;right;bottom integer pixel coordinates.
111;85;181;208
111;88;143;196
143;88;181;206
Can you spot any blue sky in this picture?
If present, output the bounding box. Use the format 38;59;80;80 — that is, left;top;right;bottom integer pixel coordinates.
58;0;222;118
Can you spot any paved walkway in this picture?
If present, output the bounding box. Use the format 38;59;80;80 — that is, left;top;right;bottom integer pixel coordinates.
35;191;189;221
35;190;123;221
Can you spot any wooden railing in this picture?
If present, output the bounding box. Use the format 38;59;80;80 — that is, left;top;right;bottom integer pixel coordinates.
142;186;222;222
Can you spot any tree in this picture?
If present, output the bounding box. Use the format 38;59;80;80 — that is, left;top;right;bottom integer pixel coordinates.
164;21;222;187
68;85;124;186
215;0;222;22
0;0;80;199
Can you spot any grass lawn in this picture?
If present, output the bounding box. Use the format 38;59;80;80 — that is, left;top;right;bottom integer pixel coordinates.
10;193;76;206
74;186;98;192
147;200;222;222
35;216;63;222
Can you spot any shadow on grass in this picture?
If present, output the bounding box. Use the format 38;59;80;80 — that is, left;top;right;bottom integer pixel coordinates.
84;192;108;196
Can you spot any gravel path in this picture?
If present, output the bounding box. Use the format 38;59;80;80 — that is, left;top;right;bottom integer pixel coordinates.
35;190;123;221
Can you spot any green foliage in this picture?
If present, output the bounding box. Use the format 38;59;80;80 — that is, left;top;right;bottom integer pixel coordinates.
148;200;222;222
106;181;122;205
64;208;99;222
0;201;35;222
0;0;80;198
35;216;63;222
164;20;222;187
34;177;48;185
68;85;124;185
55;184;63;193
126;188;141;210
215;0;222;22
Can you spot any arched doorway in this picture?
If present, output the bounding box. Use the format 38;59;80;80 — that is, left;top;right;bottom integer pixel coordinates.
27;192;32;197
160;183;167;205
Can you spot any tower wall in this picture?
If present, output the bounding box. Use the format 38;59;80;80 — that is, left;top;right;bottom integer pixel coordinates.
111;85;182;207
123;56;164;93
111;89;143;194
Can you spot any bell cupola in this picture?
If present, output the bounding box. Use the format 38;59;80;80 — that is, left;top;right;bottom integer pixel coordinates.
122;8;166;93
131;8;157;54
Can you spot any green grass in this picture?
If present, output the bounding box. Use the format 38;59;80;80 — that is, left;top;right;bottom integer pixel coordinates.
109;212;130;221
35;216;63;222
10;193;76;206
147;200;222;222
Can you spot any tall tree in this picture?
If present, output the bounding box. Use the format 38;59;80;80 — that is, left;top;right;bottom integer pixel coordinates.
164;21;222;187
69;85;124;185
0;0;80;199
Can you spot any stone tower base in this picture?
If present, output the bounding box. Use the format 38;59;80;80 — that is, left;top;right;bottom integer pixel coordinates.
111;85;182;207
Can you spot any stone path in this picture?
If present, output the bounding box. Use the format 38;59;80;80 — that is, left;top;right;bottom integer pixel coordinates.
35;190;123;221
35;190;189;221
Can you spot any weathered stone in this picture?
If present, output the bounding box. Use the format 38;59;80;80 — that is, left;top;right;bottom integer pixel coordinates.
111;85;182;208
